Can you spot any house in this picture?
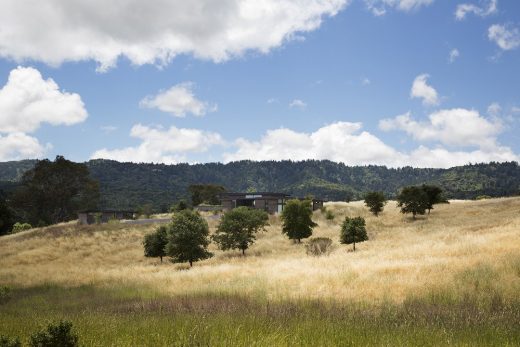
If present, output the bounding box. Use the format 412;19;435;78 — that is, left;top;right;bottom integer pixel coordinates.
218;192;290;214
78;210;136;225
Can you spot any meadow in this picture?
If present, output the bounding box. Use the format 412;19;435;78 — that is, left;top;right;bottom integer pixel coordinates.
1;198;519;346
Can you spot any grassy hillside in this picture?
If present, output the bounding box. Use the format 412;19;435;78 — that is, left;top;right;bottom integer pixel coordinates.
0;198;519;345
1;159;519;210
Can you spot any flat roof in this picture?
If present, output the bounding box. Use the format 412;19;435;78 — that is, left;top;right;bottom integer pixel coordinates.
218;192;290;198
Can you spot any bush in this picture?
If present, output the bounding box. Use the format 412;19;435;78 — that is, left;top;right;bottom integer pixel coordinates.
0;336;21;347
306;237;333;256
29;320;78;347
476;195;492;200
325;210;335;220
11;222;32;234
281;199;317;243
0;286;11;304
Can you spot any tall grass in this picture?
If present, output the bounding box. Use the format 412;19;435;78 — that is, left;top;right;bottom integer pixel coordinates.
0;284;518;346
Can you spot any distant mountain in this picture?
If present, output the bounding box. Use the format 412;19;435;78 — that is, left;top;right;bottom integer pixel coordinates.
1;159;519;210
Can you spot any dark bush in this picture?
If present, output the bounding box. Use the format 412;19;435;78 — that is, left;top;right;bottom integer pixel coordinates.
0;336;21;347
29;320;78;347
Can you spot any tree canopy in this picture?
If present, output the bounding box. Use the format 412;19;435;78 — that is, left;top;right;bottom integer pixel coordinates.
189;184;226;206
0;193;14;236
397;186;430;219
280;199;317;243
212;207;269;255
421;184;447;214
340;216;368;251
364;191;387;216
11;156;99;226
165;210;212;267
143;225;168;262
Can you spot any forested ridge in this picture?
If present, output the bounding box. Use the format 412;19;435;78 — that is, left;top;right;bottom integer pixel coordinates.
0;159;519;210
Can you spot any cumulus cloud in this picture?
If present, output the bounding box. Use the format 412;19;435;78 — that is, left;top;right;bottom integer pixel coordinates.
379;108;502;149
365;0;434;16
140;82;216;117
224;120;517;168
455;0;497;20
0;133;50;161
449;48;460;63
0;66;88;133
410;74;439;106
488;24;520;51
224;122;404;166
0;0;348;71
91;124;225;164
289;99;307;110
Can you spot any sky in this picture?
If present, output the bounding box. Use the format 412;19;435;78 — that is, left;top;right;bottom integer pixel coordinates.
0;0;519;168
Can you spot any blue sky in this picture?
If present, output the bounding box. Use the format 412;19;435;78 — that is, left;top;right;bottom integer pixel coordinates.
0;0;518;167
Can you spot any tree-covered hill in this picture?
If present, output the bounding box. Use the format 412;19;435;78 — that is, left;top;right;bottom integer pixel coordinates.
1;159;519;210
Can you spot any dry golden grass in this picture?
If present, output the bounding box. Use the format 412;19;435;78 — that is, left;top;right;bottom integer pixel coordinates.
1;198;519;304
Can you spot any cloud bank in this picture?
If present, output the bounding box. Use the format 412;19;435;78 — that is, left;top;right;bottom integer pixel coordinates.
0;0;348;71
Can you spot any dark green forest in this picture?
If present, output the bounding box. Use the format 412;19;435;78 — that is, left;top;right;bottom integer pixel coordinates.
0;159;519;211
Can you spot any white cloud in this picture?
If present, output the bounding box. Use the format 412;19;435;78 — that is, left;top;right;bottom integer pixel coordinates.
455;0;497;20
365;0;434;16
267;98;278;104
224;122;405;166
379;108;502;149
91;124;225;164
0;66;87;133
488;24;520;51
140;82;216;117
362;78;371;86
100;125;118;133
410;74;439;106
289;99;307;110
0;133;50;161
0;0;348;71
449;48;460;63
224;120;517;168
487;102;502;117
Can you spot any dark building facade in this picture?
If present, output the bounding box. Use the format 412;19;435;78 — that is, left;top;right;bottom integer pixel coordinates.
218;192;290;214
78;210;136;225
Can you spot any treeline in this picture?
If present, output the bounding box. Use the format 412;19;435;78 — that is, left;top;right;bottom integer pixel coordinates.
0;159;519;211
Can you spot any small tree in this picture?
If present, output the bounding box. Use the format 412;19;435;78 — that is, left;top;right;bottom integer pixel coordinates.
397;186;429;219
165;210;212;267
280;199;317;243
143;225;168;262
213;207;269;255
0;195;14;236
340;216;368;251
364;191;387;216
170;199;190;213
421;184;447;214
29;320;78;347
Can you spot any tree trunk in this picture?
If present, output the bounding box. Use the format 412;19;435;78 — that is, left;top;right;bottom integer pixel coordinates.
242;248;245;256
413;212;416;220
160;256;163;263
189;260;193;267
353;242;356;252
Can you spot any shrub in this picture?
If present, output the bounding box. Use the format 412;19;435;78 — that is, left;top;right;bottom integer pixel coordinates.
306;237;333;256
340;217;368;251
325;210;335;220
11;222;32;234
29;320;78;347
0;336;21;347
476;195;492;200
0;286;11;304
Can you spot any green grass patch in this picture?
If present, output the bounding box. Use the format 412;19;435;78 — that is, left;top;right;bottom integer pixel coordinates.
0;284;518;346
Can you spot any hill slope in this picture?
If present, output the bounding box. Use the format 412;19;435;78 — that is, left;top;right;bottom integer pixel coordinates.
1;159;519;209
